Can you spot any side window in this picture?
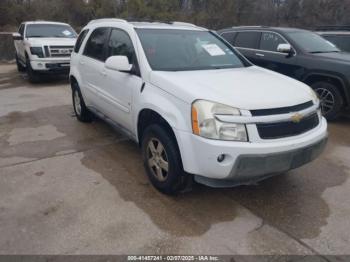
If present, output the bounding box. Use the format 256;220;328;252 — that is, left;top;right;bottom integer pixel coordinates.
234;32;261;49
260;32;287;52
83;27;110;61
220;32;236;45
74;29;89;53
18;24;24;36
107;29;135;64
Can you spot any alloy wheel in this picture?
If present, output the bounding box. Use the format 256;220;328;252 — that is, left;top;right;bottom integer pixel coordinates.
315;88;335;115
147;138;169;182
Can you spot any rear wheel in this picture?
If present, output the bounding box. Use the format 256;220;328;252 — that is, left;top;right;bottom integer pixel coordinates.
72;82;92;123
141;125;189;195
15;53;25;72
312;82;343;121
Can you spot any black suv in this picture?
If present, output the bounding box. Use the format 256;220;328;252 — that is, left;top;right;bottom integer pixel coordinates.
218;26;350;120
315;26;350;53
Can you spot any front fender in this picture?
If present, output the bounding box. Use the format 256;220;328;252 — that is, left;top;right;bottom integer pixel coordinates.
134;83;191;141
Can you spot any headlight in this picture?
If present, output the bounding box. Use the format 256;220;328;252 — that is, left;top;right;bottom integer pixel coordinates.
192;100;248;142
30;47;44;58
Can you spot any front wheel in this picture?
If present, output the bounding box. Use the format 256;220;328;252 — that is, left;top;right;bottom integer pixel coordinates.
141;125;189;195
26;57;40;83
312;82;343;121
15;53;25;72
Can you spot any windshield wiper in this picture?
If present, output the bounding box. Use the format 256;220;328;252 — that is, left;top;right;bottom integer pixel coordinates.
310;50;340;54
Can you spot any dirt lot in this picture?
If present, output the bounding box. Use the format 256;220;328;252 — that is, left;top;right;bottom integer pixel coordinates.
0;63;349;258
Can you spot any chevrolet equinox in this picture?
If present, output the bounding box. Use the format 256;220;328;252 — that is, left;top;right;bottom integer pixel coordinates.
70;19;328;194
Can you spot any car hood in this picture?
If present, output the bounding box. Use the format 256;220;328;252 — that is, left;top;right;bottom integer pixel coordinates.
149;66;315;110
27;37;76;46
311;51;350;63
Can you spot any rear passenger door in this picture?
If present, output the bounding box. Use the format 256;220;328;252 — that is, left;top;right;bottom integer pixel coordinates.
256;31;300;77
80;27;110;108
231;31;262;64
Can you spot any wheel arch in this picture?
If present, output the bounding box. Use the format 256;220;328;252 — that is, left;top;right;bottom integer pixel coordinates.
303;73;349;106
137;109;178;147
69;75;78;89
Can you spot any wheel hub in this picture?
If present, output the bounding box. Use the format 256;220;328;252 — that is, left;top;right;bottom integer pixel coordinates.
74;91;82;116
147;138;169;182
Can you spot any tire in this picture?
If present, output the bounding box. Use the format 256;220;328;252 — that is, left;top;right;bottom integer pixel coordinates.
26;57;40;83
72;82;92;123
15;53;25;72
141;124;189;195
312;82;343;121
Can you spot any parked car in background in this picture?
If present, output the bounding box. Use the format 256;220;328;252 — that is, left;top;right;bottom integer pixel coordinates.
70;19;327;195
13;21;77;83
218;26;350;120
315;26;350;53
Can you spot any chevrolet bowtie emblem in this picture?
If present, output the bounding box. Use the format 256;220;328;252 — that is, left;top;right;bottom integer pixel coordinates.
291;113;303;123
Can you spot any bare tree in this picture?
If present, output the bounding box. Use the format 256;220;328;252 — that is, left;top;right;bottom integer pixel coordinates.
1;0;350;31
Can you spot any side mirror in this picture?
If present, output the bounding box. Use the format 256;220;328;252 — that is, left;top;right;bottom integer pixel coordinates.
277;43;293;56
105;56;132;72
13;33;23;41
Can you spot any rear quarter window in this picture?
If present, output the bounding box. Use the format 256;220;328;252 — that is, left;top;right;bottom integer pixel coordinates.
74;29;89;53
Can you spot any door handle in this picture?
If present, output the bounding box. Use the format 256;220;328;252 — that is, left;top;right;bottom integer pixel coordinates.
100;71;107;77
79;61;85;66
256;53;265;57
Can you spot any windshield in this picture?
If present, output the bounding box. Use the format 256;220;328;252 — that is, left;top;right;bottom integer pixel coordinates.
136;29;247;71
287;31;340;53
323;35;350;52
26;24;77;38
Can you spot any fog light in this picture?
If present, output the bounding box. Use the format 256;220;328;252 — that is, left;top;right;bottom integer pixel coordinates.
217;154;225;163
37;63;43;68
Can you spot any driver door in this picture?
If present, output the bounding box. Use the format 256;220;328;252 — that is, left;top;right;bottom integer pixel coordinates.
99;28;142;131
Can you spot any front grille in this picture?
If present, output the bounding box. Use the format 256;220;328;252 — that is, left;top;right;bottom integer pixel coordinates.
251;101;313;116
46;45;74;58
257;113;320;139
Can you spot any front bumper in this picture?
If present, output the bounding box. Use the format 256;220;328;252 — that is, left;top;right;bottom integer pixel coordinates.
175;117;328;185
30;59;70;73
195;137;327;187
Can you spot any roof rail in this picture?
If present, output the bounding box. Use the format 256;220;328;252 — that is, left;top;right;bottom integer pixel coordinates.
127;19;198;27
171;21;197;27
127;18;172;24
88;18;128;25
232;25;270;28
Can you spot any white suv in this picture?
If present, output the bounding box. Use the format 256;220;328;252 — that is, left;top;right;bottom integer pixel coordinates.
70;19;328;194
13;21;77;82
